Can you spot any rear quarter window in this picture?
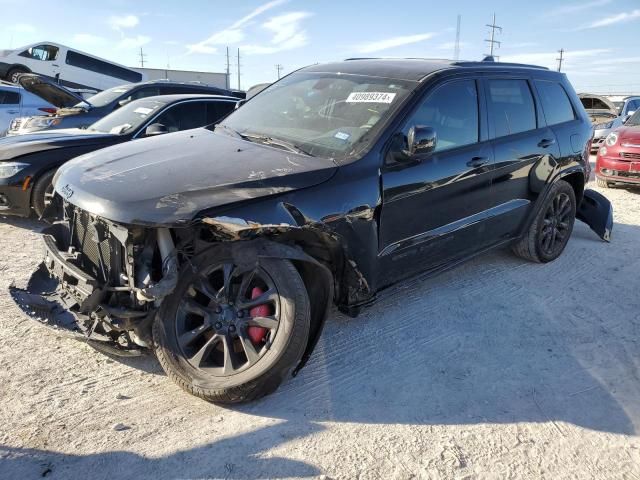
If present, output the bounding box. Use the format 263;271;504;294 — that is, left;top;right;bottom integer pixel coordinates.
534;80;576;126
0;91;20;105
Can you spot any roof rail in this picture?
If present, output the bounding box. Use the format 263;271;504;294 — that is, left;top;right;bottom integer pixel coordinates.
453;61;549;70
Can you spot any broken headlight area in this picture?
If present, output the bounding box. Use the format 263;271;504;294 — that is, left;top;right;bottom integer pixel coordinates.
10;203;179;355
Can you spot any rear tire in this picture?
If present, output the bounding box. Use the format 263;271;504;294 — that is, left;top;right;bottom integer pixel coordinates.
32;169;57;218
153;249;311;404
6;67;28;84
596;177;611;188
512;180;576;263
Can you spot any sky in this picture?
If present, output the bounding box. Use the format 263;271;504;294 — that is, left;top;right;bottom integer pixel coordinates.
1;0;640;93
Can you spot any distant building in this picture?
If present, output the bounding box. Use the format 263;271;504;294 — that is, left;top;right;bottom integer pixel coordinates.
133;67;229;89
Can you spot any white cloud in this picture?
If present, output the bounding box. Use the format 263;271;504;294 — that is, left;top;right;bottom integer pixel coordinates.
187;0;288;55
579;9;640;29
72;33;107;46
354;33;436;54
117;35;151;50
108;14;140;30
593;56;640;65
548;0;612;16
241;11;312;54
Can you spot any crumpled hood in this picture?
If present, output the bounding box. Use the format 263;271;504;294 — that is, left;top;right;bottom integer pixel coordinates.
54;128;339;226
18;74;90;109
0;129;117;161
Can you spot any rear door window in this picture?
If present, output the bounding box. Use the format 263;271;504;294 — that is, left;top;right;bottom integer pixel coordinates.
534;80;576;126
153;101;208;132
487;79;537;138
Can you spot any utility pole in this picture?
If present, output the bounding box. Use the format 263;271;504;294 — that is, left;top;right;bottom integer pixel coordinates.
236;48;241;91
226;47;231;90
275;64;283;79
484;13;502;60
556;48;565;72
454;14;461;61
139;47;147;68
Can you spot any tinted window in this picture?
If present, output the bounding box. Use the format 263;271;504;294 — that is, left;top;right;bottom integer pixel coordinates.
487;79;536;137
0;91;20;105
535;80;575;126
19;44;59;61
580;97;612;110
130;87;161;100
404;80;479;152
154;102;207;133
66;51;142;83
206;101;235;124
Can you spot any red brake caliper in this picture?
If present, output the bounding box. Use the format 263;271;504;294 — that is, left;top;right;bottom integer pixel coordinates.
247;287;270;344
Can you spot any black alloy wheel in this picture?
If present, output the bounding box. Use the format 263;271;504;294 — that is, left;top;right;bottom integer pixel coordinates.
175;263;280;376
539;192;572;257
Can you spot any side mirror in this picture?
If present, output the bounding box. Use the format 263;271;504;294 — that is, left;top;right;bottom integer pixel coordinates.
117;97;132;108
404;125;437;158
144;123;168;137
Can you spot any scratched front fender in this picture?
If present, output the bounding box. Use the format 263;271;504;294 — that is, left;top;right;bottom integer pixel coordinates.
576;189;613;242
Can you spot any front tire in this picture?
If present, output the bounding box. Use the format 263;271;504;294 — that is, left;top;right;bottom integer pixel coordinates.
153;249;311;404
512;180;576;263
32;169;57;218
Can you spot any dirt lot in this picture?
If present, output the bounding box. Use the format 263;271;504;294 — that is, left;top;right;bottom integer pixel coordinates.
1;170;639;479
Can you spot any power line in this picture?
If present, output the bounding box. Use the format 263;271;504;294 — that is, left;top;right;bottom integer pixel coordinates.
139;47;147;68
557;48;564;72
484;13;502;60
275;64;283;79
454;14;461;61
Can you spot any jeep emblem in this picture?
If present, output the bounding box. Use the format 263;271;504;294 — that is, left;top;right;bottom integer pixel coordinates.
60;184;74;200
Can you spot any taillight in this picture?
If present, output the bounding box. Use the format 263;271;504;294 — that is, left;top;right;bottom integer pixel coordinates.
38;107;58;115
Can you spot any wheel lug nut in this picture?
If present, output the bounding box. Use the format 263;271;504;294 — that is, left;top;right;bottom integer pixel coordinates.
229;325;236;332
215;322;222;329
237;310;244;318
215;306;222;313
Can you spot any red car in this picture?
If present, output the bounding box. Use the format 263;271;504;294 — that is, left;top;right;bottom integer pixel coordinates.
596;110;640;187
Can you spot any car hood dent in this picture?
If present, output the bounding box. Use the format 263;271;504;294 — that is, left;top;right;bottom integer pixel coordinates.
54;128;339;226
18;74;90;109
0;129;117;161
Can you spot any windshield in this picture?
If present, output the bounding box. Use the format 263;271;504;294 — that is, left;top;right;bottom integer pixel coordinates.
219;72;416;160
613;101;624;114
626;110;640;126
88;99;165;134
77;85;132;108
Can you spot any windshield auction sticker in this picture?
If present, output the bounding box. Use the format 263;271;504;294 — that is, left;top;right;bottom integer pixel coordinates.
346;92;396;104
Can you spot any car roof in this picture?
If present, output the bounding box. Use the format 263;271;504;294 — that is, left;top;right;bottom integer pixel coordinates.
128;79;230;89
134;93;239;104
300;58;549;81
0;80;20;90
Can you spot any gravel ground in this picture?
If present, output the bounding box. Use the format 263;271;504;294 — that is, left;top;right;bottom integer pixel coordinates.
1;168;639;479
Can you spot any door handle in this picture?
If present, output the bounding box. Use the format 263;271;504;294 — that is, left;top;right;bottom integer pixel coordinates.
467;156;489;168
52;64;59;67
538;138;556;148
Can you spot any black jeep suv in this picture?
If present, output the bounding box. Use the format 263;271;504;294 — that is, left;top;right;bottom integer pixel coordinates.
12;59;613;404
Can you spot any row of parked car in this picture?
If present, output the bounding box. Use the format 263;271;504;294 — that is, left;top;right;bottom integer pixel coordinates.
578;93;640;188
3;58;615;405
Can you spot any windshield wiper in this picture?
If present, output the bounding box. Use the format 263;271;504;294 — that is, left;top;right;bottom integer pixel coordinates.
215;124;243;139
241;133;314;157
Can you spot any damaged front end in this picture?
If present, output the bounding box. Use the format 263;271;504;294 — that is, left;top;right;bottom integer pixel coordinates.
10;203;178;355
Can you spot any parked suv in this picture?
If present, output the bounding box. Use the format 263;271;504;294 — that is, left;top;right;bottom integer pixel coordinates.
12;59;613;404
7;75;238;135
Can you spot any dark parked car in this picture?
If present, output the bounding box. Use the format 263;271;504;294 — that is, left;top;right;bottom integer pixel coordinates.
0;94;238;216
12;59;613;404
7;75;238;135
